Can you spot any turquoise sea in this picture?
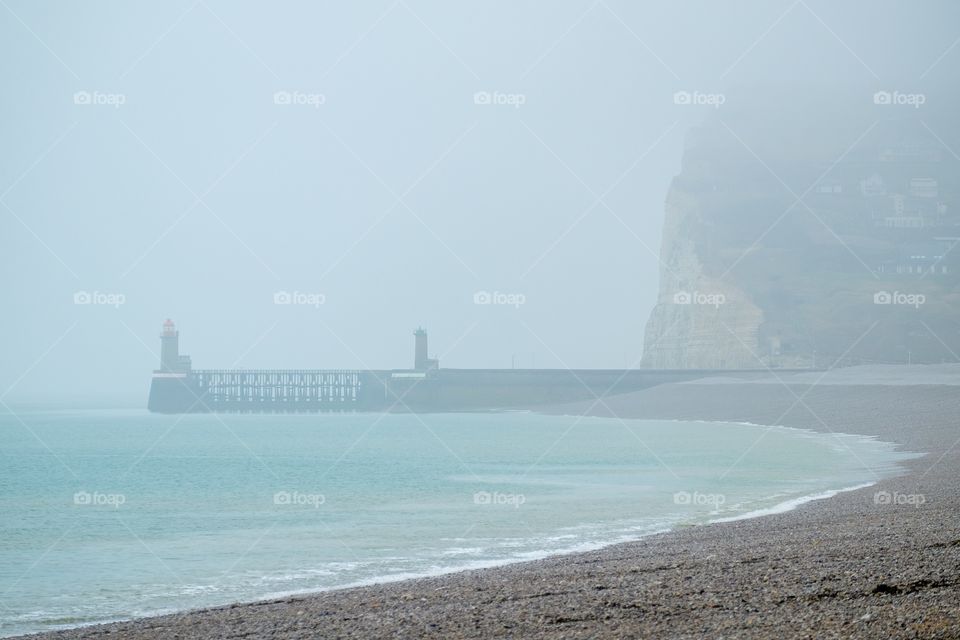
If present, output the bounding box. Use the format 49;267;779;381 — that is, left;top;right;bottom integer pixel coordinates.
0;408;912;637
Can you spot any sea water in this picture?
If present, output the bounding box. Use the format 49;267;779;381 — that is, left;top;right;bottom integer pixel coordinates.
0;408;913;637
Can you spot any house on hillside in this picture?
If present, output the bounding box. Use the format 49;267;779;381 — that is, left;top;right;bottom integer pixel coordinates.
881;216;927;229
860;173;886;197
910;178;939;198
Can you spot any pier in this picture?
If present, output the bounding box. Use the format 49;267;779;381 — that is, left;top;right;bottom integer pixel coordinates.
147;320;799;414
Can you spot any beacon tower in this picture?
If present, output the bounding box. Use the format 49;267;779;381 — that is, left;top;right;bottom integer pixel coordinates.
159;319;191;374
413;328;439;371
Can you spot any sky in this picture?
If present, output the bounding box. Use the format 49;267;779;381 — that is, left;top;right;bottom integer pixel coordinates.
2;0;959;402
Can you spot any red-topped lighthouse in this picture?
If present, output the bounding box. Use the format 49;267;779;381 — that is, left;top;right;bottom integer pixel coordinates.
159;319;191;373
148;319;197;413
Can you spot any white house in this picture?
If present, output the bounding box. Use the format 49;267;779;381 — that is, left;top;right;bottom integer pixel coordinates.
909;178;938;198
860;173;886;197
881;216;926;229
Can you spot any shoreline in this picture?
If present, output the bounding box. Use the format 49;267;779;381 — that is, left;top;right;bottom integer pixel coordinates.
707;480;878;524
14;376;960;639
11;480;889;640
9;419;907;639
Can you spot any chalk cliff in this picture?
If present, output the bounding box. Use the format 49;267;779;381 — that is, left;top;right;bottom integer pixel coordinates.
642;98;960;369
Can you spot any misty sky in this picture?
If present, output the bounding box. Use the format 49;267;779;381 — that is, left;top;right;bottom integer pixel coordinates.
2;1;958;402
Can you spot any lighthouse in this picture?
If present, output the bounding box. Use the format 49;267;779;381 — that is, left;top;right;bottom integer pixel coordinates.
158;319;191;373
413;328;439;371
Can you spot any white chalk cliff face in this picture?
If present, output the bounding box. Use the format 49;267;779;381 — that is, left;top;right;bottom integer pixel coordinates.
640;102;960;369
641;184;764;369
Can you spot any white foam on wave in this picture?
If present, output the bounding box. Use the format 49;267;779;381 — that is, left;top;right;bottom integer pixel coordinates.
708;482;877;523
254;525;678;603
441;547;484;556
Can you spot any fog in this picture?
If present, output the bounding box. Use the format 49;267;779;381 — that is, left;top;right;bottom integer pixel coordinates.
2;1;958;402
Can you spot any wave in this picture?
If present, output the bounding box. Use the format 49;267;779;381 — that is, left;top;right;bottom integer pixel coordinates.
708;482;877;523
